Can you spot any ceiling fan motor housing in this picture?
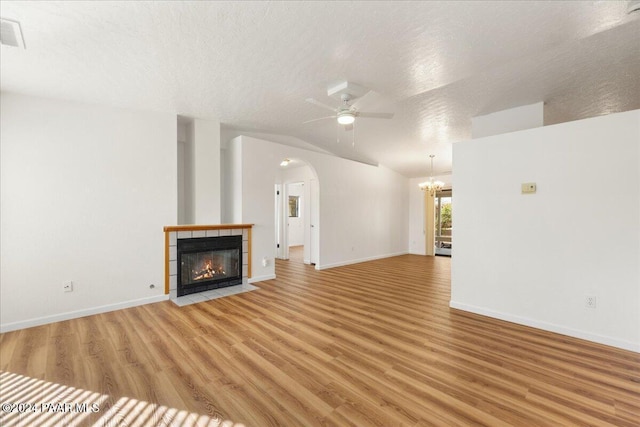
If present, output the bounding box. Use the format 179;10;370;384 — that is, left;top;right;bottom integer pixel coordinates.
327;81;368;101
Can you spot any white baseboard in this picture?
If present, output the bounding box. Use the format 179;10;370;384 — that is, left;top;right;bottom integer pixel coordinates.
449;300;639;353
0;294;170;333
248;274;276;283
317;251;409;270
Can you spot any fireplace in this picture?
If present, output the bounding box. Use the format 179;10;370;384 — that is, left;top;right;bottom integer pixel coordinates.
177;235;243;297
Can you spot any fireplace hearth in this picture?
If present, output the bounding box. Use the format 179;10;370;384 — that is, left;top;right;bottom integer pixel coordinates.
177;235;242;297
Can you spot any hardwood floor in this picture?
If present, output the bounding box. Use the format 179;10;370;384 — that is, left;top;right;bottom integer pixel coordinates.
1;249;639;426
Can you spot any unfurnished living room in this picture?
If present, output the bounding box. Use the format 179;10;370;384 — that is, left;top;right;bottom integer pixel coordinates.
1;1;639;426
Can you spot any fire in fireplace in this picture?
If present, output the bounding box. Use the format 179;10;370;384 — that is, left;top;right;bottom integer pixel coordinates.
177;235;242;297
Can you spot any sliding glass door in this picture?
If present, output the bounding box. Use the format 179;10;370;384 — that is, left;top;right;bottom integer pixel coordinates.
435;190;452;256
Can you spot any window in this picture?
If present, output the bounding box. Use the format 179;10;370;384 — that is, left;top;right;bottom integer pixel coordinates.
435;189;452;255
288;196;300;217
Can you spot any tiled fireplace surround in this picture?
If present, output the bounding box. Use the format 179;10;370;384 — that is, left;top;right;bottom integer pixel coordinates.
163;224;253;300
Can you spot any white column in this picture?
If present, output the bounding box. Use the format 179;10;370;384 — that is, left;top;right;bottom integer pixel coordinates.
193;118;221;224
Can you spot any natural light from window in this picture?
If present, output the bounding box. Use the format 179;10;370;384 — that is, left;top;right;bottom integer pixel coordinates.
0;371;245;427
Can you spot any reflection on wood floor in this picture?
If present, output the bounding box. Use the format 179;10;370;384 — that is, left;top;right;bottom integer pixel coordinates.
1;252;639;426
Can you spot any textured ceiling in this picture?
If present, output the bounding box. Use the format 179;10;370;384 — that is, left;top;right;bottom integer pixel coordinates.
1;1;639;177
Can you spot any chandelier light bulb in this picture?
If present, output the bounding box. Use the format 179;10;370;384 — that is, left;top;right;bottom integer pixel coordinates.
418;154;444;195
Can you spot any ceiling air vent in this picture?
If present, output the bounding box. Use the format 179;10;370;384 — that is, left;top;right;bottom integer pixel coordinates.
0;18;26;49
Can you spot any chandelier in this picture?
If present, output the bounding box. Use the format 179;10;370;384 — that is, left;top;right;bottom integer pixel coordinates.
418;154;444;195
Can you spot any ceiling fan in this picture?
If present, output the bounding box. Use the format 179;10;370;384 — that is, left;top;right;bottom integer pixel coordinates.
303;92;394;128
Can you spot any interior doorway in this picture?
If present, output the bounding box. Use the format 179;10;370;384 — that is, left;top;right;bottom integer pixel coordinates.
286;181;305;262
275;161;319;267
435;189;452;256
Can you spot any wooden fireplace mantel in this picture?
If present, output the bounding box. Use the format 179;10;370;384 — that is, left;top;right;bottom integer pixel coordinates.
163;224;254;233
164;224;253;295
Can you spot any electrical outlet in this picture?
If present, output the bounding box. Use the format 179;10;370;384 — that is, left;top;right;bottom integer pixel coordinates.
585;295;597;309
63;281;73;293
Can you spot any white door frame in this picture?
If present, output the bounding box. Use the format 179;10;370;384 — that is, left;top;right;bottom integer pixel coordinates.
275;163;320;267
275;184;289;260
309;178;319;266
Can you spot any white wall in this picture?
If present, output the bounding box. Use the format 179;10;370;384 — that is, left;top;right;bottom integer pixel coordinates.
230;136;409;281
0;93;176;331
452;110;640;352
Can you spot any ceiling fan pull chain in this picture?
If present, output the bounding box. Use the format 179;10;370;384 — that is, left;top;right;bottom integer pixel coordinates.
352;120;356;149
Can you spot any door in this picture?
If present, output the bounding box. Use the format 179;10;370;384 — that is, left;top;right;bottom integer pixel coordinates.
286;182;304;248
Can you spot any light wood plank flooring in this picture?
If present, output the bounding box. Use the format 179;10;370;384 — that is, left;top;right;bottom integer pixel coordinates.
1;249;639;426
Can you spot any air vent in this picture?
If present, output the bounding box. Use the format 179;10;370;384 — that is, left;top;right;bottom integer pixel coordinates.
0;18;26;49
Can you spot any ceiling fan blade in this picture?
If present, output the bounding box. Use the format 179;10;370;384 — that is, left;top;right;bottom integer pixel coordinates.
351;90;379;109
305;98;338;112
356;111;394;119
302;115;336;124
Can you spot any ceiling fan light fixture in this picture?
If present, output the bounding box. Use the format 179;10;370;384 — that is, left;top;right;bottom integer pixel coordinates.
337;111;355;125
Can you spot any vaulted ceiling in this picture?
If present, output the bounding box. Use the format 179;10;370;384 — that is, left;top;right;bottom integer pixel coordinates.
2;1;639;177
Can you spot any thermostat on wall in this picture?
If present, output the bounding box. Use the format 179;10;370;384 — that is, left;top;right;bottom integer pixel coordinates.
521;182;536;194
